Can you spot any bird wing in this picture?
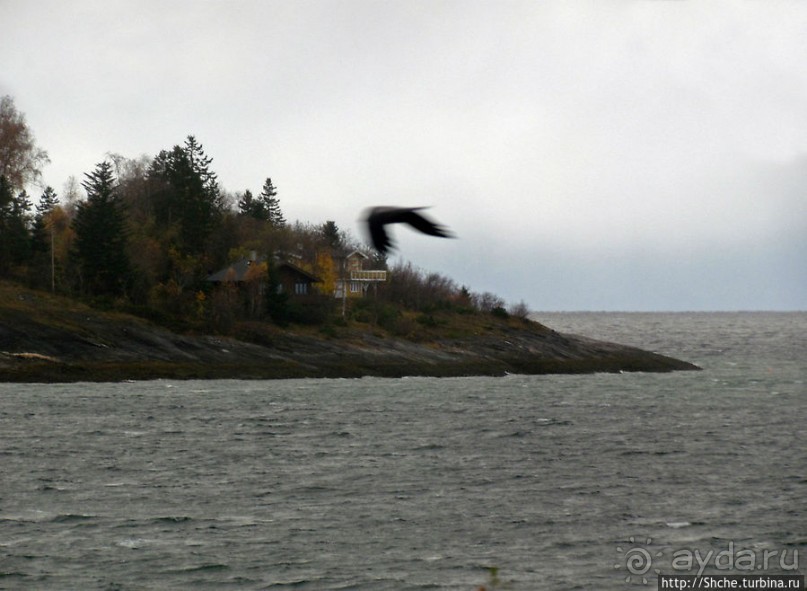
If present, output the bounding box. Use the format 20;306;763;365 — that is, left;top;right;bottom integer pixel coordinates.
364;206;453;254
397;208;453;238
366;209;394;253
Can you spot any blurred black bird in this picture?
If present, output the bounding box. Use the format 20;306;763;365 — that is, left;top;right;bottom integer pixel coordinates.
363;206;454;255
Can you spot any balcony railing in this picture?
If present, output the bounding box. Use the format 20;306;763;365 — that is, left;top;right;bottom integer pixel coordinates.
350;270;388;282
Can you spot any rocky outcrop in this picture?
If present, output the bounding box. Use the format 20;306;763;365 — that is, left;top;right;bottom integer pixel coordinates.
0;286;699;382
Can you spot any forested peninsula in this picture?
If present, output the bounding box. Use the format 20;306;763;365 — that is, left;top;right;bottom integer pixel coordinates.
0;281;699;382
0;96;698;381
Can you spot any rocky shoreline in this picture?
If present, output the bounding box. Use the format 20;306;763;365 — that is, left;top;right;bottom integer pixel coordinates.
0;286;699;383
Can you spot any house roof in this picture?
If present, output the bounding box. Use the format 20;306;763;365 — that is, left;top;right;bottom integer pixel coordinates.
278;260;321;283
206;256;321;283
206;257;264;282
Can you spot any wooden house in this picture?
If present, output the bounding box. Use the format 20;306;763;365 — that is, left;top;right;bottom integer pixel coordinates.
206;254;321;295
334;250;387;299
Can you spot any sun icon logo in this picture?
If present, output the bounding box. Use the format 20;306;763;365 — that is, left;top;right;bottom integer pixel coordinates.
615;537;663;584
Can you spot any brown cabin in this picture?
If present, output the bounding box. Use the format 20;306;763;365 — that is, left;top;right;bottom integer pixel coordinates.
206;254;321;295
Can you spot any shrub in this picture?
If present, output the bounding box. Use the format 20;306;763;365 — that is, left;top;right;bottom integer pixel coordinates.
508;299;531;320
491;306;509;319
416;313;439;327
287;294;334;325
472;291;505;313
379;261;461;311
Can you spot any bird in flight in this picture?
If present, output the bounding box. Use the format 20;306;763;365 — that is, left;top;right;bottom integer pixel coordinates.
363;206;454;255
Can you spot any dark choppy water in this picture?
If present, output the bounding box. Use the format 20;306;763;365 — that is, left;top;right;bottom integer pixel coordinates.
1;313;805;590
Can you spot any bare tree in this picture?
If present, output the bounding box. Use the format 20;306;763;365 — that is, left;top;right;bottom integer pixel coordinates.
508;300;531;320
472;291;505;313
0;96;50;191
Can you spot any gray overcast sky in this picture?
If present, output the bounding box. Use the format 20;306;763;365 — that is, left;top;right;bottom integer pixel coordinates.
2;0;805;311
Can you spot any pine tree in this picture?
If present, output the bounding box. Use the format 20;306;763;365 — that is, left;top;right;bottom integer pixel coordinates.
72;161;131;296
259;178;285;227
237;189;263;218
184;135;222;211
148;135;223;256
31;186;59;254
0;176;33;274
0;175;12;274
322;220;341;249
36;185;59;215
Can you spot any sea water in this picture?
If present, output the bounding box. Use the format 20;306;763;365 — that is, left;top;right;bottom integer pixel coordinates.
1;313;804;590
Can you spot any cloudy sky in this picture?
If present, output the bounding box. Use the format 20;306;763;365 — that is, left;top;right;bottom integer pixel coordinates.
2;1;805;311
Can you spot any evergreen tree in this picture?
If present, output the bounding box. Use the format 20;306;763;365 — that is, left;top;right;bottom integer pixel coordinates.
0;176;33;274
0;175;12;210
36;185;59;215
259;178;285;227
322;220;341;249
0;175;13;274
72;161;131;296
237;189;262;218
237;179;285;225
184;135;220;202
31;186;59;253
148;135;223;256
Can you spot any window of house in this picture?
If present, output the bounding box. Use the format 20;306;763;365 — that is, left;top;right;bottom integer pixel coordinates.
295;282;308;295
